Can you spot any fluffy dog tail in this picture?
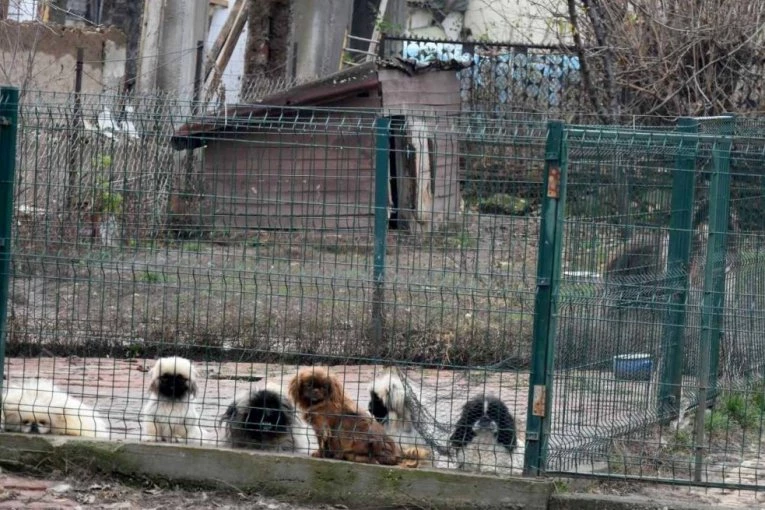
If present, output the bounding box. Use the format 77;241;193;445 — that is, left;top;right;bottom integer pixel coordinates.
397;446;431;468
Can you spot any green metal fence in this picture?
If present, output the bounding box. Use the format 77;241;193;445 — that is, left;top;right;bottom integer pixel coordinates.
0;86;20;391
542;117;765;489
1;90;765;491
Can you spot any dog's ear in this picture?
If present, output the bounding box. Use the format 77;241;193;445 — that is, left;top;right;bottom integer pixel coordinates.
326;373;346;409
490;399;517;450
220;400;238;424
450;400;481;448
288;373;301;405
148;376;159;395
449;421;476;448
388;379;406;417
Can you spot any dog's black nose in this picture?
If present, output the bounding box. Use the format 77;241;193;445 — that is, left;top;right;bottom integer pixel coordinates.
477;415;493;428
30;423;40;434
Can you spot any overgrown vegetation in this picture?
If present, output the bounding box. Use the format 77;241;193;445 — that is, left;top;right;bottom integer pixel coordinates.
605;381;765;480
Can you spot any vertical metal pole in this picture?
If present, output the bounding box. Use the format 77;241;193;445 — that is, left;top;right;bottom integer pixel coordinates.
693;116;733;482
371;117;391;349
524;120;566;476
184;40;205;193
0;86;20;396
192;40;204;115
658;118;698;420
705;116;733;395
65;47;84;210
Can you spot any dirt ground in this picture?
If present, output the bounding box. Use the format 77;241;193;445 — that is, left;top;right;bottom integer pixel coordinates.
566;478;765;509
1;471;764;510
0;471;335;510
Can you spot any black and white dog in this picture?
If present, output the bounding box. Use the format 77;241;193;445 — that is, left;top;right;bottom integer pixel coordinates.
449;394;519;475
220;383;316;454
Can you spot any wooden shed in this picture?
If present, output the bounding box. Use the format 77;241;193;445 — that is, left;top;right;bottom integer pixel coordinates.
172;59;464;233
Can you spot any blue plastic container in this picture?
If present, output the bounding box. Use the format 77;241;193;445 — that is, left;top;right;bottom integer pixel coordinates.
613;353;653;381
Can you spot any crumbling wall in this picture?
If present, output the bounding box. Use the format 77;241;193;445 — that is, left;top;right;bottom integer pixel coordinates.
0;21;126;94
100;0;144;92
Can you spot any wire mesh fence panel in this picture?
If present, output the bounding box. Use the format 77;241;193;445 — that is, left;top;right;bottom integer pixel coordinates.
6;89;765;490
3;92;543;477
546;119;765;489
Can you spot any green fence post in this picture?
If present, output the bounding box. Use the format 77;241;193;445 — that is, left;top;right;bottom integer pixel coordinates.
705;116;734;395
524;120;566;476
371;117;391;349
693;115;733;482
658;117;698;420
0;86;20;395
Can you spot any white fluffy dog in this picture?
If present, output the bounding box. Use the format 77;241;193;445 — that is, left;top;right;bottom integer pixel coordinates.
2;378;110;439
139;356;206;444
367;371;426;451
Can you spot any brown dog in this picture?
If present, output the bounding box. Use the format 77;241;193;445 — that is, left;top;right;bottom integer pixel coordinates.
288;367;429;467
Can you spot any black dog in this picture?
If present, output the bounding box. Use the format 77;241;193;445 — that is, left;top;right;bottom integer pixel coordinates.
220;384;315;453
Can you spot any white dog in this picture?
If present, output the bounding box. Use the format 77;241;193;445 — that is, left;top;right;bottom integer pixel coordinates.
139;356;206;444
367;371;427;451
2;378;110;439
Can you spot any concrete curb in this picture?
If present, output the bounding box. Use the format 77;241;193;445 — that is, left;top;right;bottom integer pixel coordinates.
549;493;750;510
0;434;754;510
0;433;552;509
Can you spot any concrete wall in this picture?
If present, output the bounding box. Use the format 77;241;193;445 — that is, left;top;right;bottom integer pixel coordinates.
0;21;127;94
291;0;353;82
0;434;735;510
406;0;570;45
157;0;208;100
0;434;553;510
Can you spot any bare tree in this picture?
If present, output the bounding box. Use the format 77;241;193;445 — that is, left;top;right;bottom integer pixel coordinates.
547;0;765;121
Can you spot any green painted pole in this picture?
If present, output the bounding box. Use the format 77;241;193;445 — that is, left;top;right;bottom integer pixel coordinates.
658;117;698;420
694;115;733;482
524;120;566;476
705;116;733;396
371;117;391;349
0;86;20;395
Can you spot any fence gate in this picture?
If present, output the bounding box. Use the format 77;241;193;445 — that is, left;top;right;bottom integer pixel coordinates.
525;117;765;489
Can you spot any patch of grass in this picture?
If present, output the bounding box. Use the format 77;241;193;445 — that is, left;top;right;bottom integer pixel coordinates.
181;241;203;253
752;385;765;414
665;428;693;453
720;391;762;430
705;410;729;437
136;270;167;284
553;479;570;493
426;228;476;250
477;193;531;216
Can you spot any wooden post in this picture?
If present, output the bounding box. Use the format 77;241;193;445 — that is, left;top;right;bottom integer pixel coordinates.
204;0;246;81
204;0;249;94
366;0;390;61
